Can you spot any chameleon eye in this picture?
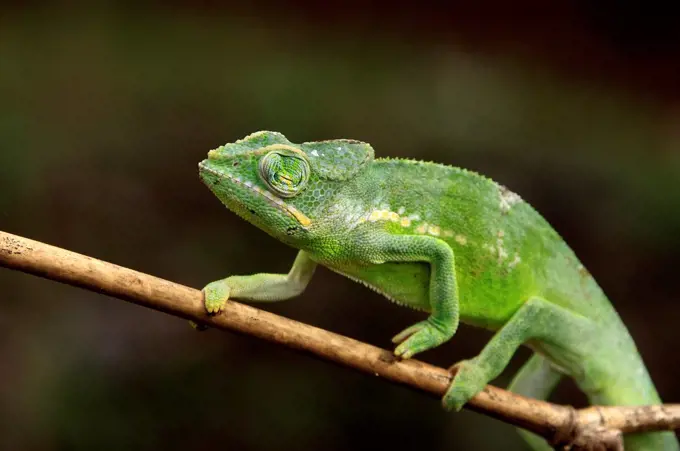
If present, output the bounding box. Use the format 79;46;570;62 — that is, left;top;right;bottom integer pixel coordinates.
258;151;310;198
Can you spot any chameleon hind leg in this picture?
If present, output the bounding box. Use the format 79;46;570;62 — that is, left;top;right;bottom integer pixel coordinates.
443;296;593;412
507;354;564;451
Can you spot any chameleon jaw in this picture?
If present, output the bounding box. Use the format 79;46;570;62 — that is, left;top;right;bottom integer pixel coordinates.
198;161;312;227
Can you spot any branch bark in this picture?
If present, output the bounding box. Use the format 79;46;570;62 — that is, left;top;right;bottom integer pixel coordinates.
0;230;677;450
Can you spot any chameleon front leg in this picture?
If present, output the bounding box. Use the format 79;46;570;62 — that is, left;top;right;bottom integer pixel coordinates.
443;296;594;412
362;234;459;359
203;250;317;313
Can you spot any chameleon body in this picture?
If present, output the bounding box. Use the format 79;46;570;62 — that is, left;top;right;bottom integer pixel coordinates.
198;131;678;451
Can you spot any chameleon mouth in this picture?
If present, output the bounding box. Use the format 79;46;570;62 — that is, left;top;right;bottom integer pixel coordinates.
198;161;311;227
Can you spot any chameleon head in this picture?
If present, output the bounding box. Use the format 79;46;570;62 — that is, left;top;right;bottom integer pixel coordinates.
198;130;374;243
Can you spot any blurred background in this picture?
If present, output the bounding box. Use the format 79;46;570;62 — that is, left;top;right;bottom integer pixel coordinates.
1;2;679;450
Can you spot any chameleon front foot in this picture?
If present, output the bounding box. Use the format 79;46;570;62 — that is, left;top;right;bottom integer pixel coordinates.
203;279;231;314
391;318;454;359
442;359;487;412
187;279;232;331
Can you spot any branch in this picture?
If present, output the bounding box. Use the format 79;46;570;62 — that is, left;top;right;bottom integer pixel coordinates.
0;230;677;450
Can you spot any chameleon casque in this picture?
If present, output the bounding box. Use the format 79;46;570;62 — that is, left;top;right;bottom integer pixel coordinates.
198;131;678;451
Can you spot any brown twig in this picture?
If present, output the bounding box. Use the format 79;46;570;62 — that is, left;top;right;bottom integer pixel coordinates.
0;230;678;450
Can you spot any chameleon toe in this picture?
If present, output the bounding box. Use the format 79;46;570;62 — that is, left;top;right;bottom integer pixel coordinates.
393;320;454;359
392;321;426;344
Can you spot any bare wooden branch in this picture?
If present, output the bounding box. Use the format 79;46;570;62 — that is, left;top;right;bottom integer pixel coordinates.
0;230;678;450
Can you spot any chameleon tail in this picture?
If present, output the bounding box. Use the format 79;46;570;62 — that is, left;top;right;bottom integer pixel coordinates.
509;352;679;450
507;354;563;451
587;359;680;451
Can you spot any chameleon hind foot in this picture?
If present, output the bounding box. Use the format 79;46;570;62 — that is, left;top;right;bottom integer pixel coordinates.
442;358;488;411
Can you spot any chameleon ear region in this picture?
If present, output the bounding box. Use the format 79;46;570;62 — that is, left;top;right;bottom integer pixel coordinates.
300;139;375;181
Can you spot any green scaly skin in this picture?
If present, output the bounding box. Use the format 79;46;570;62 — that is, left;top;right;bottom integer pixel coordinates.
198;131;678;451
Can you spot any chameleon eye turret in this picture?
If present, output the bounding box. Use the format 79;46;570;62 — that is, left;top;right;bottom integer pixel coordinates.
258;150;310;198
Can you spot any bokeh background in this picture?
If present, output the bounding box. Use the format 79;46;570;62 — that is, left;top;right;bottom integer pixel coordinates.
1;2;679;450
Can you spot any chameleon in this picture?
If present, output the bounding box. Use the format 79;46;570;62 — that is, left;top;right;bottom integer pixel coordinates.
197;131;678;451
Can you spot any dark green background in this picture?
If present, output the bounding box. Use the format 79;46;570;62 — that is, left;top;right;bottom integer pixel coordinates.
1;2;679;450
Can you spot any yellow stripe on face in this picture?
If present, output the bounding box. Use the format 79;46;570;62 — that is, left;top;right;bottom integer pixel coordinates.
287;206;312;226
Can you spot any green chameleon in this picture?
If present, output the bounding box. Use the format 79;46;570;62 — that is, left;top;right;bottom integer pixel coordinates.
198;131;678;451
